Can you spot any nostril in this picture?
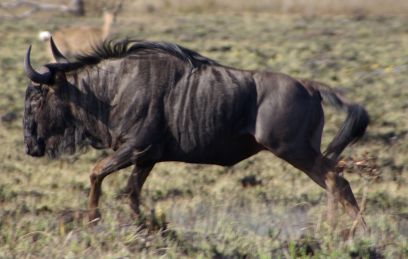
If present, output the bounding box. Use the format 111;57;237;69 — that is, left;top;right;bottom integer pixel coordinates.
37;137;45;150
37;137;44;145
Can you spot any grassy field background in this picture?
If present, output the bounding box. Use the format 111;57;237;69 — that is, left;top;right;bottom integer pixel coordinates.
0;0;407;258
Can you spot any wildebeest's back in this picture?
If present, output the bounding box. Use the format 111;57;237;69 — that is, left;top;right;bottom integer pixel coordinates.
162;65;260;164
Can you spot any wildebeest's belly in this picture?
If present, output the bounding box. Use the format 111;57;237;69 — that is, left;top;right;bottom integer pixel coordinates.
161;134;263;166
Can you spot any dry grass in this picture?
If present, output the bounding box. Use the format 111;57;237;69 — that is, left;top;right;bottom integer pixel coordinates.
128;0;408;16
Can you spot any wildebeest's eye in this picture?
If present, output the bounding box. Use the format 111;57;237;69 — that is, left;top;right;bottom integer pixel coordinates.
31;96;42;105
29;91;46;109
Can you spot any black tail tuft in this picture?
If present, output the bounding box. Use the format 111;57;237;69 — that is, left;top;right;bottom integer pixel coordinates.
324;103;369;160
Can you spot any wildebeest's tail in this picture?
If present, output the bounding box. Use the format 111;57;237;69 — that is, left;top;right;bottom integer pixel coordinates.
300;79;369;160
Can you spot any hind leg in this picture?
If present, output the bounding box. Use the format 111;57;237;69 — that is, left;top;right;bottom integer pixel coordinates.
299;151;367;231
259;138;366;231
254;95;366;231
324;168;367;231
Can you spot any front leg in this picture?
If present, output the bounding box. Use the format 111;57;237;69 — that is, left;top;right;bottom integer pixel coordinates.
88;145;142;222
126;164;154;217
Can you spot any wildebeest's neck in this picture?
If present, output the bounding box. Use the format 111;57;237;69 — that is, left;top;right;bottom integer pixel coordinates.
64;56;187;150
65;62;115;149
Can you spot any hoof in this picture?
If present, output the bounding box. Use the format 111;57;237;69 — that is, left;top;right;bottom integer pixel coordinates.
88;210;101;224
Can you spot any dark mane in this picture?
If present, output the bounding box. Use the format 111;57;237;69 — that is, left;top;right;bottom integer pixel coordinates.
71;39;220;69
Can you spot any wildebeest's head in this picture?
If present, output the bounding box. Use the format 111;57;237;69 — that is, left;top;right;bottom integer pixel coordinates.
23;39;77;158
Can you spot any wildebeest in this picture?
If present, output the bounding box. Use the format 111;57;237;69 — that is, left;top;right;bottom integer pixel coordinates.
23;38;369;230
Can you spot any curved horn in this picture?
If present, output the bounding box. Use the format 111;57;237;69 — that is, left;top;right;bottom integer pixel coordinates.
50;37;68;63
24;45;52;84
